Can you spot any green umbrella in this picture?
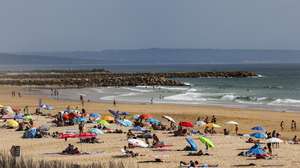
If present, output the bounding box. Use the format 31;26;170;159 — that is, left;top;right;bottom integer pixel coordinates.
96;119;110;126
199;135;215;148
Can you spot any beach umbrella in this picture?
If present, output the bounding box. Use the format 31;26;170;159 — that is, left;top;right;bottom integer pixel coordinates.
206;123;221;128
251;126;265;131
97;119;110;126
128;139;148;148
162;115;176;123
147;118;160;125
39;124;50;132
14;114;24;120
23;115;33;121
131;126;147;132
186;137;198;151
7;120;19;128
225;121;239;125
1;115;14;119
133;115;140;120
102;115;114;122
139;114;153;120
74;117;87;123
247;144;265;155
179;121;194;128
89;113;101;119
196;120;207;127
198;135;215;148
116;119;132;127
89;128;104;135
250;132;267;139
266;137;283;143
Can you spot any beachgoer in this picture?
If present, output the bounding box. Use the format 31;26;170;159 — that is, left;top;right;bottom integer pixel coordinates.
18;92;21;97
211;115;216;123
204;116;209;124
266;143;272;154
152;134;160;146
113;99;116;106
79;122;84;134
293;135;299;144
280;121;284;130
235;124;239;135
150;97;153;104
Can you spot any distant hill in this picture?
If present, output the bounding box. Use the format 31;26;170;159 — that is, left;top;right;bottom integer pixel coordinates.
22;48;300;64
0;53;95;65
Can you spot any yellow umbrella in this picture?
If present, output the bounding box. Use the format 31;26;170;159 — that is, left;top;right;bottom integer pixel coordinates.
0;104;4;108
102;115;114;122
206;123;221;128
7;120;19;128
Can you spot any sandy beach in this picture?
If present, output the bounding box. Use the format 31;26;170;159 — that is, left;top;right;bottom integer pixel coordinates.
1;86;300;167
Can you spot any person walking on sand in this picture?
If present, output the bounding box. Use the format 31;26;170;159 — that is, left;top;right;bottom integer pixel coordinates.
150;97;153;104
79;122;85;134
80;95;84;107
18;92;22;98
113;99;116;106
235;124;239;135
280;121;284;130
291;120;296;131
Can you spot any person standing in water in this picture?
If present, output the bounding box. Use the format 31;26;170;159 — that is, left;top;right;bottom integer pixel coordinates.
235;124;239;135
80;95;84;107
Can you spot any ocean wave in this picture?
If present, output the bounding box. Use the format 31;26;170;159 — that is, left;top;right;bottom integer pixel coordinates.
122;87;153;93
165;92;206;101
269;98;300;105
158;86;190;91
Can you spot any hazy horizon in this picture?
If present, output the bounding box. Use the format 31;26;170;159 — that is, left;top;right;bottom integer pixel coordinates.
1;1;300;52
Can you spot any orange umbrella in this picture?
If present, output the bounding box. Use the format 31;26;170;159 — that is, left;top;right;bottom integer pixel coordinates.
102;115;114;122
139;114;153;120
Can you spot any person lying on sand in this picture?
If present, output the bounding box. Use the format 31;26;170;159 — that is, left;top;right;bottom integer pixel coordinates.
62;144;80;155
187;150;210;156
123;146;139;157
179;160;218;168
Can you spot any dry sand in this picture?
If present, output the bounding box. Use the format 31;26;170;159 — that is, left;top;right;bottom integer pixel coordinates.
1;86;300;167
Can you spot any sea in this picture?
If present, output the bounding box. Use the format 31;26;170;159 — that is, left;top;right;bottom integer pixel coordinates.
2;63;300;112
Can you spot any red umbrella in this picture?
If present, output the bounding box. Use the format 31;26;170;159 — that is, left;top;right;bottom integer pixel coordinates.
139;114;154;120
179;121;194;128
59;132;96;139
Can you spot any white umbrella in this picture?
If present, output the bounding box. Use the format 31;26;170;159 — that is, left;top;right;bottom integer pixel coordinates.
162;115;176;123
128;139;148;148
266;137;283;143
196;120;207;127
225;121;239;125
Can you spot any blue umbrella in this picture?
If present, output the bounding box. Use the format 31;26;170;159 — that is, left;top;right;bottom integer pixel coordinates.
250;132;267;139
251;126;265;131
147;118;160;125
247;144;266;155
90;113;101;119
74;117;87;123
14;114;24;120
117;119;133;127
186;137;198;151
89;128;104;135
131;126;147;132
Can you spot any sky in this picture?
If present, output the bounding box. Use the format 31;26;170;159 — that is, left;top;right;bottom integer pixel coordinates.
0;0;300;52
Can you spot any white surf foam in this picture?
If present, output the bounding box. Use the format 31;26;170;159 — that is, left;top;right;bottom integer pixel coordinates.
165;92;206;102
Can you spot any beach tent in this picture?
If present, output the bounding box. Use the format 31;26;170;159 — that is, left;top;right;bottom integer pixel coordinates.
147;118;160;125
116;119;132;127
250;132;267;139
225;121;239;125
88;128;104;135
186;137;198;151
199;135;215;148
23;128;37;138
128;139;148;148
205;123;221;128
162;115;176;123
7;120;19;128
102;115;114;122
196;120;207;127
139;114;154;120
266;137;283;143
179;121;194;128
251;126;265;131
